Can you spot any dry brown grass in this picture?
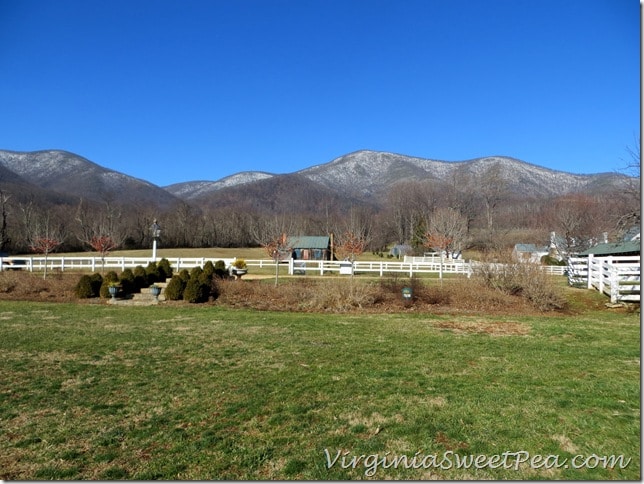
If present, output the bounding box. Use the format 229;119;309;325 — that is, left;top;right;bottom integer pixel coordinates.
213;275;564;315
0;270;577;316
433;319;531;336
0;271;79;302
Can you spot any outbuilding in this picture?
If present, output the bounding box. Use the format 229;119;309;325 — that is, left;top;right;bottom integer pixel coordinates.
287;236;332;261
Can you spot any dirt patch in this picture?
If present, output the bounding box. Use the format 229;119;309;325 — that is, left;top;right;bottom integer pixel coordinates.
433;320;531;336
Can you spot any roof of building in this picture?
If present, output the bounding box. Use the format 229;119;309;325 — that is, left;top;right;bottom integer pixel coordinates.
287;236;330;249
514;243;547;253
623;226;641;241
578;239;641;256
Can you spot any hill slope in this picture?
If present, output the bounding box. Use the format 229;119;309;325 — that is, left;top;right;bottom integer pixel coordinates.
0;149;632;210
170;150;631;201
0;150;180;208
297;150;626;198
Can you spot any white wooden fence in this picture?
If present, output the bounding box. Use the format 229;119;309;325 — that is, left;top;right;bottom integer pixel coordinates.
568;255;640;303
0;256;237;273
0;254;568;279
288;256;475;277
5;253;635;303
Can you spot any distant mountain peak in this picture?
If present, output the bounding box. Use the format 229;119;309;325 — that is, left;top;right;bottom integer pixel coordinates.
0;148;632;208
165;171;275;199
0;149;180;208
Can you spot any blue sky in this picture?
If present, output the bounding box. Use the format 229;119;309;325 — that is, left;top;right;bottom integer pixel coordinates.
0;0;639;187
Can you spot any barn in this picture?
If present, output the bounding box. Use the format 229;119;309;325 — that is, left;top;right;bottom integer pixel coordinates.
287;236;333;261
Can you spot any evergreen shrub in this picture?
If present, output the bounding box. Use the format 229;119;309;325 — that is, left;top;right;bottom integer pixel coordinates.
164;275;186;301
133;266;147;291
189;266;203;280
157;258;173;280
89;273;103;296
214;260;227;278
100;271;119;299
183;276;209;303
119;268;135;294
178;269;190;283
203;261;215;280
145;262;161;285
75;275;95;299
540;255;566;266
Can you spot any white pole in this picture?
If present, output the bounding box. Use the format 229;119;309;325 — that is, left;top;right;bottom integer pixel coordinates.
152;238;157;261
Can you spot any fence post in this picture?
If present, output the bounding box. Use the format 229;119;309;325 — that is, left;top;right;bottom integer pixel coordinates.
598;258;606;295
586;254;593;289
609;264;619;303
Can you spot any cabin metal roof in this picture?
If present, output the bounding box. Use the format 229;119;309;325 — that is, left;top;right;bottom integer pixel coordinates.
578;239;641;256
287;236;330;249
514;243;547;253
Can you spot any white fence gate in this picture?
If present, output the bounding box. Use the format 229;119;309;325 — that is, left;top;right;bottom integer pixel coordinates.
568;255;640;303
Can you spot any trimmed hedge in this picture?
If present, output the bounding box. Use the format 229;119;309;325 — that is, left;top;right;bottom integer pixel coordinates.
75;275;95;299
164;275;186;301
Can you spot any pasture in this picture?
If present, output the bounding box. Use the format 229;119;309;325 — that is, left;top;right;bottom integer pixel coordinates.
0;299;639;479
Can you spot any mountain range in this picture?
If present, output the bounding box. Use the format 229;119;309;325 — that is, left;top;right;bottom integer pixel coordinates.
0;149;632;211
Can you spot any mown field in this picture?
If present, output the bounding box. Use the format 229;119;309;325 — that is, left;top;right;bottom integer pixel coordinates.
0;299;639;480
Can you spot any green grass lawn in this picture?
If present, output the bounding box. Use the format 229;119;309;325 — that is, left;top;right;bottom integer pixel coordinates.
0;301;639;479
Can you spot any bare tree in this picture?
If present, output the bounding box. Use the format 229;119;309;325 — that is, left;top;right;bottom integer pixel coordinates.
444;166;481;230
334;230;368;278
615;136;641;235
0;189;11;252
89;235;118;273
75;198;126;251
264;233;292;287
22;208;65;279
548;194;609;255
29;235;63;279
479;162;509;239
250;214;295;286
425;207;469;259
385;180;437;246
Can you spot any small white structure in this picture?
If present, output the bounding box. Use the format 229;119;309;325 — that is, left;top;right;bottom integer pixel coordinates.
512;243;548;263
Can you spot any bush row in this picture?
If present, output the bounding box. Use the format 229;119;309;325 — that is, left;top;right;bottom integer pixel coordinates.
74;259;174;299
164;260;227;303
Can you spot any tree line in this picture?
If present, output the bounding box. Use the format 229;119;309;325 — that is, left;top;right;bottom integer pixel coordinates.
0;161;639;259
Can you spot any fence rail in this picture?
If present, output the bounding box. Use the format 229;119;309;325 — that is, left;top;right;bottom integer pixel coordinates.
286;258;475;277
0;256;238;273
568;255;640;303
2;253;636;303
0;255;569;278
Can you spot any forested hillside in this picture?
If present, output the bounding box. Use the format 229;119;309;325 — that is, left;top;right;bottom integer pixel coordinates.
0;149;638;256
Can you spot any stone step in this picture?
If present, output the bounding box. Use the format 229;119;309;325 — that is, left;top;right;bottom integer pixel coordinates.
135;287;166;301
106;279;173;306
